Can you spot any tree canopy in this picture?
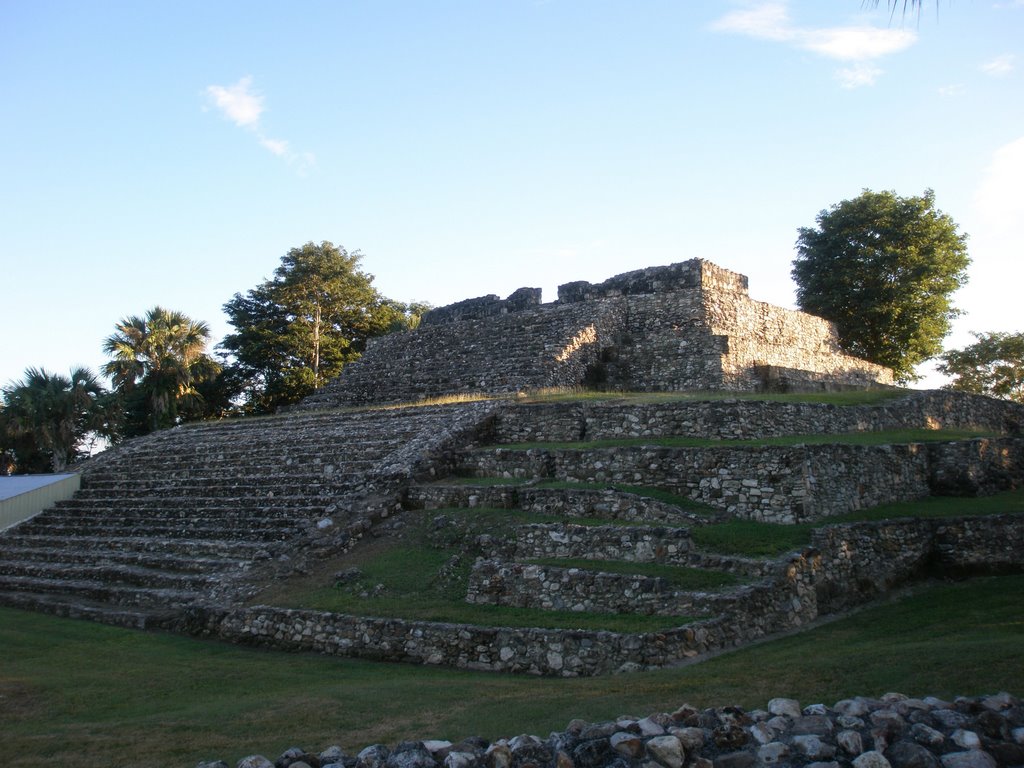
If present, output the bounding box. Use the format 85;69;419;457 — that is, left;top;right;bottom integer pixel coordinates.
0;367;114;473
220;241;423;413
792;188;970;383
102;306;220;436
938;332;1024;403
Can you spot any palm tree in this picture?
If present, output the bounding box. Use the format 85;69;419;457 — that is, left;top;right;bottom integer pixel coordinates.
102;307;220;435
0;367;113;472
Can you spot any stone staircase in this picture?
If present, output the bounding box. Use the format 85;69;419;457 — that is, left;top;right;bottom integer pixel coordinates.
0;402;498;629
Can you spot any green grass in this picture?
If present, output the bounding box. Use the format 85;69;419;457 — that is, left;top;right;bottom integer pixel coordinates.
255;532;691;633
485;428;995;452
2;573;1021;767
525;558;744;590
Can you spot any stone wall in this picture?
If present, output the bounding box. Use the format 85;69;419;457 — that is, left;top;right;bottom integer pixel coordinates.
466;559;713;617
297;259;893;409
488;391;1024;444
461;439;1024;524
194;512;1024;677
406;485;708;525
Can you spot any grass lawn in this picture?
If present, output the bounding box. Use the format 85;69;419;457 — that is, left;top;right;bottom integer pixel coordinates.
253;534;696;633
1;573;1021;768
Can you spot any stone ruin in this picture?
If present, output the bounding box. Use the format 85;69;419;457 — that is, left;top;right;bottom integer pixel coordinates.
299;259;894;409
0;257;1021;685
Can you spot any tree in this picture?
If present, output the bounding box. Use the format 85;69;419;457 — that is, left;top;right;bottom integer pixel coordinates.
102;307;220;436
938;332;1024;403
0;367;115;473
792;188;970;383
220;241;415;413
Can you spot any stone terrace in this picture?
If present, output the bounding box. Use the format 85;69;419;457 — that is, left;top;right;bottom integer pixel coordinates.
0;402;497;628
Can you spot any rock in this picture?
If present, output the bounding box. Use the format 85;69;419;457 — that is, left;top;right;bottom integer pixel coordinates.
319;748;346;766
237;758;275;768
712;751;755;768
836;699;871;718
837;730;865;756
1013;726;1024;745
987;742;1024;766
806;763;841;768
852;751;893;768
932;710;969;731
871;711;907;737
981;692;1015;711
638;716;667;736
712;724;748;750
748;722;775;746
974;710;1008;740
757;742;790;765
278;753;317;768
484;744;510;768
610;732;644;759
669;727;704;751
645;735;685;768
884;741;939;768
910;723;945;748
804;704;830;716
387;742;437;768
839;715;867;730
767;698;802;719
571;738;613;768
424;742;453;756
792;716;834;736
444;753;479;768
358;745;392;768
792;736;836;760
951;730;981;750
196;762;229;768
939;752;997;768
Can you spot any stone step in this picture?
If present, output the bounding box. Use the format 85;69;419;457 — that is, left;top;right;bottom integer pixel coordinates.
0;543;245;573
0;559;221;590
80;469;369;486
0;532;276;559
0;590;181;630
15;518;304;541
73;481;351;498
0;573;200;609
36;505;320;525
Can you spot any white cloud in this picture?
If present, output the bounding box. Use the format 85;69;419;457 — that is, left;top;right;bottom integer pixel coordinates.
711;1;917;87
973;135;1024;234
711;2;795;41
938;83;965;97
205;76;264;128
259;137;290;156
801;26;915;62
836;63;883;88
981;54;1015;76
204;76;314;171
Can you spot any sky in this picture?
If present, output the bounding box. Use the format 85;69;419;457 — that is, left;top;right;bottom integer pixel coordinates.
1;0;1022;391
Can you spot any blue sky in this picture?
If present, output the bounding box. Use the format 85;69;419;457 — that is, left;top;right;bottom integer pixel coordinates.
1;0;1022;390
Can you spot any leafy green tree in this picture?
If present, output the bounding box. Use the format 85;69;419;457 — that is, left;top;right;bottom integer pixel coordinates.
221;241;416;413
938;332;1024;403
792;188;970;383
102;307;220;436
0;367;115;473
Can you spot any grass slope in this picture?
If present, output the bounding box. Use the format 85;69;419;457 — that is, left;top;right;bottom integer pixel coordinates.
1;574;1021;768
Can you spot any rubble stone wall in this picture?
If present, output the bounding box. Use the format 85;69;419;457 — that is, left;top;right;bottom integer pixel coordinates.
198;513;1024;677
489;391;1024;444
462;439;1024;524
297;260;893;409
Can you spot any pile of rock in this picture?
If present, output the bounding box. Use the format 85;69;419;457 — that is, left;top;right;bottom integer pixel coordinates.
197;692;1024;768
